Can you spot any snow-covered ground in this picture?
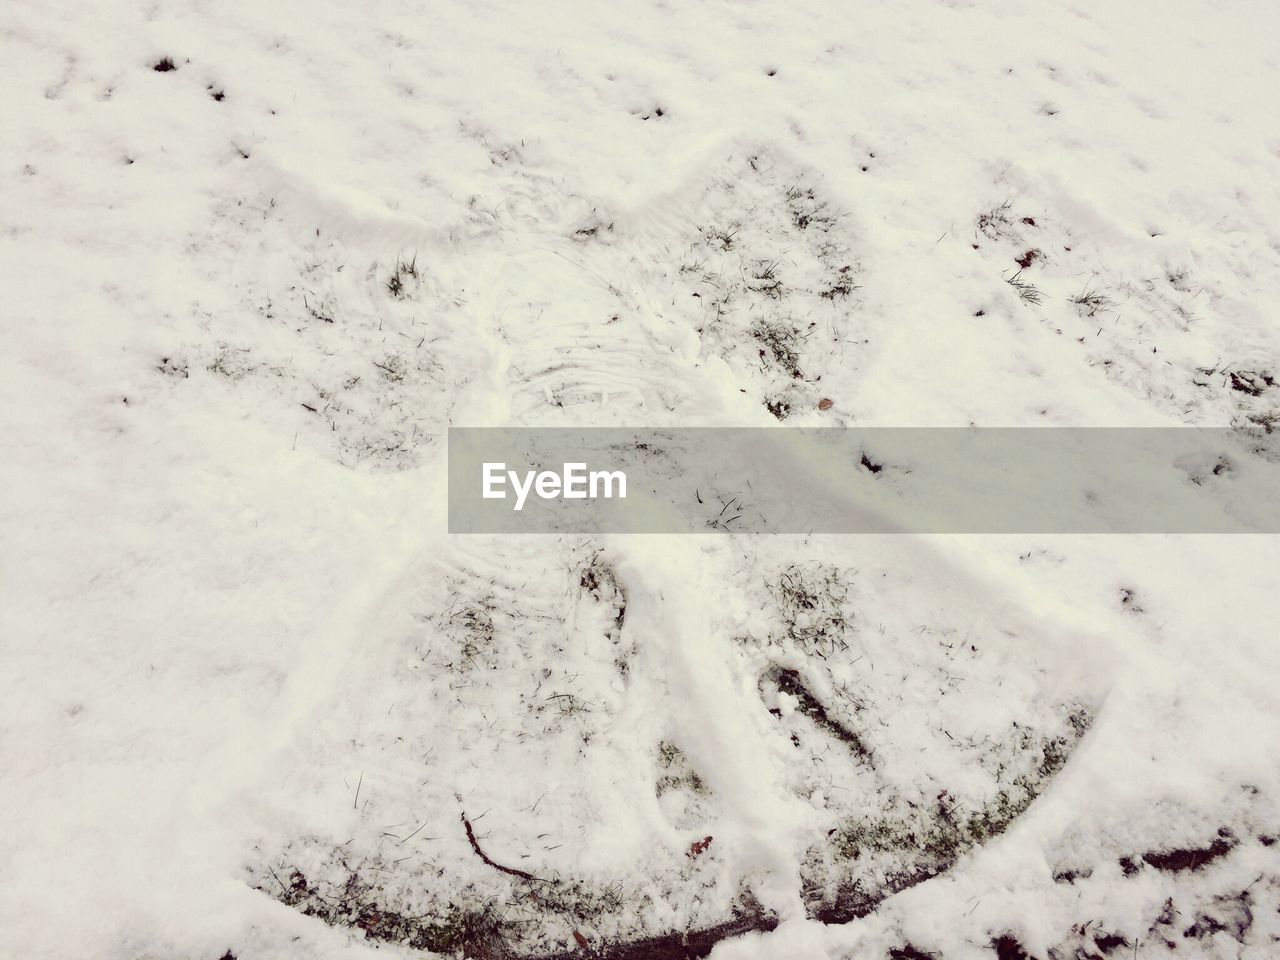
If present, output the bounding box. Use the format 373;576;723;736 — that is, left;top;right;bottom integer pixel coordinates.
3;1;1280;958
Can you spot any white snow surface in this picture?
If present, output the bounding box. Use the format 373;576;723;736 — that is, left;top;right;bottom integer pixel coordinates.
3;1;1280;958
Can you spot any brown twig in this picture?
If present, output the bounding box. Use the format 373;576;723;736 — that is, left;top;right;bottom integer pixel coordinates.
461;813;541;882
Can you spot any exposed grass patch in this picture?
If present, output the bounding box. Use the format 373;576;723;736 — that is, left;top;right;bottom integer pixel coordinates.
749;318;805;379
770;563;854;659
386;254;419;298
1004;269;1043;306
208;345;257;381
704;225;739;251
749;259;784;299
820;265;857;301
1070;282;1113;317
808;706;1092;923
373;352;407;383
785;186;836;231
445;597;497;670
656;741;708;796
264;863;509;955
976;200;1014;240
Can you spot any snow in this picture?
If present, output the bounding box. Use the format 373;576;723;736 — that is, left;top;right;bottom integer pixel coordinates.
3;0;1280;958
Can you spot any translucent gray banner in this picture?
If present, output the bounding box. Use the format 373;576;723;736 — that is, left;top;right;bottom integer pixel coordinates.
447;428;1280;533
